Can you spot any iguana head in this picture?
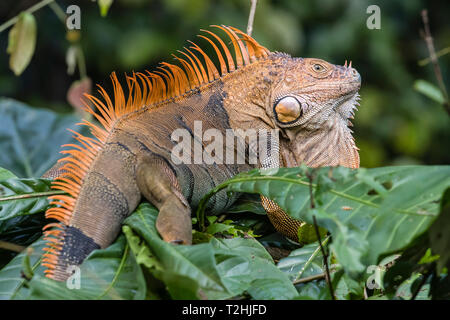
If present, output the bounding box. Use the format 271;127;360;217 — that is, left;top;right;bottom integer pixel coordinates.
224;53;361;170
271;55;361;169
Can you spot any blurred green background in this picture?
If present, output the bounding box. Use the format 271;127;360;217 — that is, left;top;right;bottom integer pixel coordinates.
0;0;449;167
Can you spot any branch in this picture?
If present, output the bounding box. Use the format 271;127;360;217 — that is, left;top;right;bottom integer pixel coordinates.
0;190;65;202
313;216;335;300
293;264;337;285
0;0;55;33
420;9;450;116
293;272;326;285
306;170;335;300
246;0;258;36
0;240;26;253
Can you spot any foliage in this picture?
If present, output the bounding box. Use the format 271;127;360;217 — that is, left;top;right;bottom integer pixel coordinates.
0;0;449;300
0;98;87;178
0;100;449;300
1;0;449;166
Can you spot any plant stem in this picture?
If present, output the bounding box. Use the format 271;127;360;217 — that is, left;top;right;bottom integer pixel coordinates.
77;45;87;79
246;0;258;36
418;46;450;66
48;1;67;25
0;0;55;33
306;170;335;299
0;240;26;253
293;264;337;285
420;9;450;116
0;190;65;202
293;272;326;285
313;216;335;300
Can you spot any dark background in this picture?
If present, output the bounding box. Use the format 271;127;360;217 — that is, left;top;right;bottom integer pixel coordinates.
1;0;449;167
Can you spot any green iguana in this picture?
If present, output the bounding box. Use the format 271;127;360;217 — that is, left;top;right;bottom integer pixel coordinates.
41;25;361;281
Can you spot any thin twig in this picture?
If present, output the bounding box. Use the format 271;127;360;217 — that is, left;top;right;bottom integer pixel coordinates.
0;240;26;253
418;46;450;66
0;190;65;202
293;272;326;285
246;0;258;36
306;170;315;209
0;0;55;33
48;1;67;25
76;45;88;79
306;170;335;300
293;264;337;285
420;9;450;116
313;216;335;300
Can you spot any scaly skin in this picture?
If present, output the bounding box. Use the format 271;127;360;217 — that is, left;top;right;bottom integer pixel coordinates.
42;26;361;281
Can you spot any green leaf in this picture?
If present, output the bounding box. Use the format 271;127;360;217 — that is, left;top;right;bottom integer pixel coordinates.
122;225;161;270
124;203;229;299
27;235;146;300
98;0;113;17
0;237;46;300
197;166;449;279
7;12;37;76
428;187;450;273
0;98;88;178
413;79;445;104
277;238;327;282
124;203;297;299
226;193;266;215
211;237;298;299
0;178;55;222
395;272;430;300
0;168;16;180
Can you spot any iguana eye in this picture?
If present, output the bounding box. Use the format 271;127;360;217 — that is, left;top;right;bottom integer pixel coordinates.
274;96;302;124
313;64;325;72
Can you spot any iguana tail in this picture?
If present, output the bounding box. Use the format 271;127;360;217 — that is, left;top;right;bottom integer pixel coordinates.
42;73;146;281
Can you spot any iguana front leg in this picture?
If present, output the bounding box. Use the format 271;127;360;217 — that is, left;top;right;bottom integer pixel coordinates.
136;156;192;245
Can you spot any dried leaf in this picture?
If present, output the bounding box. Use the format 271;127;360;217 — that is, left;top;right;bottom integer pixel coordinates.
7;13;37;76
67;77;92;113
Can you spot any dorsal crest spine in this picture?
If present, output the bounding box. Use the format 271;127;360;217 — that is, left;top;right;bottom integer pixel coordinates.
42;25;270;279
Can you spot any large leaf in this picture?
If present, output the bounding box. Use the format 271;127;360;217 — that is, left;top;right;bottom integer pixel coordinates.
277;238;327;282
124;202;297;299
26;235;146;300
0;168;16;180
0;98;87;178
0;237;46;300
0;175;53;262
0;178;56;223
124;203;227;299
428;187;450;273
0;232;146;300
211;237;297;299
197;165;450;279
225;193;266;215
